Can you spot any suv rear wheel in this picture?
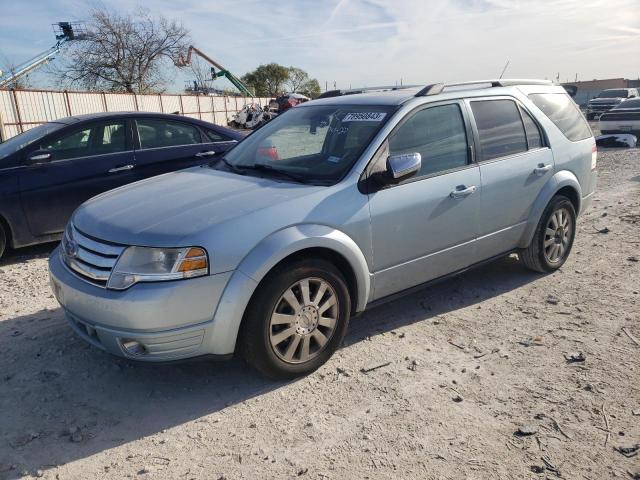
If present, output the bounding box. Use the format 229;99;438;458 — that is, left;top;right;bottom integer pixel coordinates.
520;195;576;272
239;258;351;379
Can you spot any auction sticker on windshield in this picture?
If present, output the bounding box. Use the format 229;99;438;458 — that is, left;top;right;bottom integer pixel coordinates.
342;112;387;122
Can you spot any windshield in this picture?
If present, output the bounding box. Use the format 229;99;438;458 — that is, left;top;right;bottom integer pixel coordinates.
597;89;629;99
0;123;64;160
220;104;396;184
614;98;640;109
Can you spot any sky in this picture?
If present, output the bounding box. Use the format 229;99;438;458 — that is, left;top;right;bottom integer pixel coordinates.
0;0;638;93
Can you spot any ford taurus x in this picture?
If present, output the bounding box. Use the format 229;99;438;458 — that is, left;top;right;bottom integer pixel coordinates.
49;80;597;379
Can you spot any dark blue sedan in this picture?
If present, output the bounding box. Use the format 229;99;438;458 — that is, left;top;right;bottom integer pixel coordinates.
0;112;245;258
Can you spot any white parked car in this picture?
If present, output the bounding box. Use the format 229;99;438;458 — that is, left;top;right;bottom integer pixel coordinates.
599;98;640;135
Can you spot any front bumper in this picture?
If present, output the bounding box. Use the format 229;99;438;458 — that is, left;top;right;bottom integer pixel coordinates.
49;247;234;362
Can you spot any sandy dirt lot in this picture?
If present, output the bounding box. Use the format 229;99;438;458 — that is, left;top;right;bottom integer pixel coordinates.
1;147;639;480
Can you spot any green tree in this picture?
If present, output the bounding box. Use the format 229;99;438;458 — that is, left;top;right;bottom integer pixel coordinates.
300;78;322;98
286;67;321;98
242;63;290;97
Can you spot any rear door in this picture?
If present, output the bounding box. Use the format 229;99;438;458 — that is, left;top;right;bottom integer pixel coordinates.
18;119;136;236
133;118;229;180
467;97;555;260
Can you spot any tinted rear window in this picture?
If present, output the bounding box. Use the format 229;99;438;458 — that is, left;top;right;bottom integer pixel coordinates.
529;93;592;142
470;99;527;161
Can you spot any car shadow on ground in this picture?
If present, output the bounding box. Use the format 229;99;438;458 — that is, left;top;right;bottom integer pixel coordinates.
0;242;58;268
0;255;544;478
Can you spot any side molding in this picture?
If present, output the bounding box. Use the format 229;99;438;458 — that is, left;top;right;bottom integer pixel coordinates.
518;170;582;248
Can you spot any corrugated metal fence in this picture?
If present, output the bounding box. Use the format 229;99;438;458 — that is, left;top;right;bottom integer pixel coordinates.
0;88;272;141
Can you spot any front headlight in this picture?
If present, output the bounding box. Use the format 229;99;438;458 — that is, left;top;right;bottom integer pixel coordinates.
107;246;209;290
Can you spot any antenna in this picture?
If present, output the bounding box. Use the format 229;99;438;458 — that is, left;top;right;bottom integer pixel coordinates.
499;60;510;79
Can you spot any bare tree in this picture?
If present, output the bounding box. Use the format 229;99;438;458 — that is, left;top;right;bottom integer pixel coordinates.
54;8;189;93
186;55;214;94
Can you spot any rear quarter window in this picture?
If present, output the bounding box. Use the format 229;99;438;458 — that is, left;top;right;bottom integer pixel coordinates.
528;93;592;142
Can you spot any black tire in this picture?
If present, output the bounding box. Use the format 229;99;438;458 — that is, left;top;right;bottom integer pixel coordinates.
519;195;576;273
239;258;351;379
0;222;6;260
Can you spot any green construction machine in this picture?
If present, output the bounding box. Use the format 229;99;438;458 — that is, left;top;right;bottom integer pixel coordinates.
175;45;254;96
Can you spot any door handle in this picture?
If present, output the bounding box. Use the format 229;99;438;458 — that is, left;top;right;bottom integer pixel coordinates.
533;163;552;176
195;151;217;158
108;164;134;173
450;185;477;199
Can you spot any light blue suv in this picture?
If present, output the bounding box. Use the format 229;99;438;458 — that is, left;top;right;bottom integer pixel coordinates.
49;79;597;378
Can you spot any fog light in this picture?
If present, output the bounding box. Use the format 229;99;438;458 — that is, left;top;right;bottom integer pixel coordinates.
121;339;147;356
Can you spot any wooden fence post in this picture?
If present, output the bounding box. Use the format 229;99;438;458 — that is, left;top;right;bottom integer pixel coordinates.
101;92;108;112
12;90;24;133
63;90;72;117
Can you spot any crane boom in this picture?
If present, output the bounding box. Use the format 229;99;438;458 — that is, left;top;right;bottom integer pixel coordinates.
0;43;64;88
176;45;254;96
0;22;86;89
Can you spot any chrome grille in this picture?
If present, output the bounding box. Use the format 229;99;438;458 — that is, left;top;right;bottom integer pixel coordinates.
61;224;125;287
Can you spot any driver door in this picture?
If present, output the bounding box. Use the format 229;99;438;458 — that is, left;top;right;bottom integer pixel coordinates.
19;119;136;236
367;102;481;300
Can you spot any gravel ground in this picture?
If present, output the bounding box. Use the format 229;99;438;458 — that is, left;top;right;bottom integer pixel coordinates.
1;148;639;480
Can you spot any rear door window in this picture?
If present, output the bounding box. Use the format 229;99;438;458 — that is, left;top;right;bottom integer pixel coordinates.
204;129;231;142
470;99;527;161
136;119;201;149
388;103;469;177
528;93;591;141
520;108;543;149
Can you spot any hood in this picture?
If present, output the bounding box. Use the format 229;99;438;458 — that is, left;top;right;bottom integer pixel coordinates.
73;166;323;246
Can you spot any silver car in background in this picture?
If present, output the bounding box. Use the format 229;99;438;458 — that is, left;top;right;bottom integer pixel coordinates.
49;79;597;378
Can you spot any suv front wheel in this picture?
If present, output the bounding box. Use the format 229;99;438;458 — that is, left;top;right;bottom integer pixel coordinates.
520;195;576;273
239;258;351;379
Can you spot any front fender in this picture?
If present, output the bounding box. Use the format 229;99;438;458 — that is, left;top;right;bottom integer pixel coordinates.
518;170;582;248
207;224;371;355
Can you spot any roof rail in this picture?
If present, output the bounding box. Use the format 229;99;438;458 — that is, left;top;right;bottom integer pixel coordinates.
444;79;553;90
317;84;420;99
415;83;445;96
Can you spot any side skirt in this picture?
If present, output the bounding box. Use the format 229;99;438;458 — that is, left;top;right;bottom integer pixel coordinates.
362;249;519;312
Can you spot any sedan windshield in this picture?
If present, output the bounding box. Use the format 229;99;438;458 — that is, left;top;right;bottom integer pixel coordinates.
0;122;64;160
597;90;629;99
220;104;396;184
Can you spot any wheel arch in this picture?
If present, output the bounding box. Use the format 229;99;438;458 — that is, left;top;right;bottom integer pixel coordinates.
0;213;13;249
206;224;371;356
519;171;582;249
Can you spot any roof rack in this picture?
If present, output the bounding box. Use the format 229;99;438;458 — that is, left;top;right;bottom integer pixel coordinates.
317;84;421;99
415;83;445;96
412;79;552;97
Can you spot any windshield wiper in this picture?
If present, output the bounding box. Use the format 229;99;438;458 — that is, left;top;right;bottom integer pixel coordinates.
212;156;246;175
243;163;312;184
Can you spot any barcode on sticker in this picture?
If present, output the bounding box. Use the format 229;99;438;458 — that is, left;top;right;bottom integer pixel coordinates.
342;112;386;122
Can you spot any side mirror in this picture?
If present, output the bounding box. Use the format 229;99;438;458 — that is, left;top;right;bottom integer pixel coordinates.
26;149;52;165
386;153;421;183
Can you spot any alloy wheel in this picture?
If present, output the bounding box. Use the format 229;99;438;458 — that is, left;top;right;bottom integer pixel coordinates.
544;207;572;264
269;277;339;364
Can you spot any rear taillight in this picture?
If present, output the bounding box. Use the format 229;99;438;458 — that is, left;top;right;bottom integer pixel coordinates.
591;144;597;170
